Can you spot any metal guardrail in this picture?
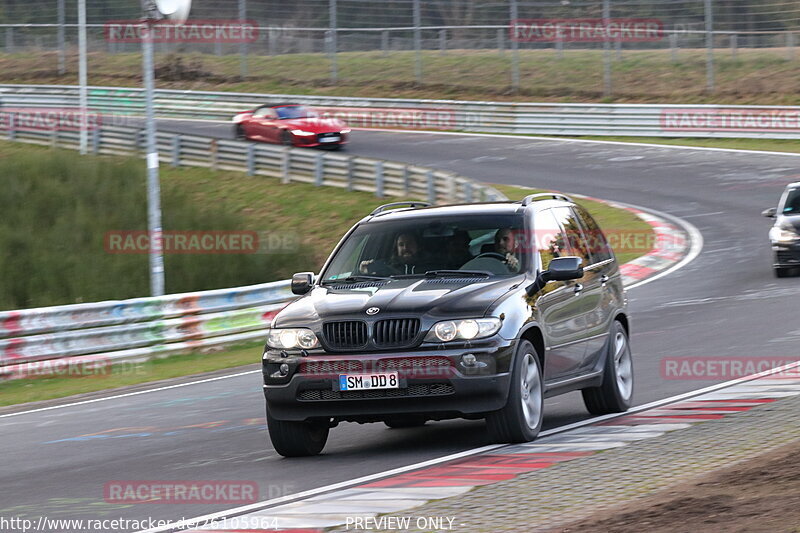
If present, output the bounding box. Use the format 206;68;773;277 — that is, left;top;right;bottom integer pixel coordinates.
0;280;293;379
2;84;800;139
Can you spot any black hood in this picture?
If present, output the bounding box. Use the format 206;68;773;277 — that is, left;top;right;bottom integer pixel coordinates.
274;276;522;327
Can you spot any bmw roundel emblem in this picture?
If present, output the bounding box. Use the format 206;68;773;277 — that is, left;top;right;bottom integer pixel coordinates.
366;307;380;315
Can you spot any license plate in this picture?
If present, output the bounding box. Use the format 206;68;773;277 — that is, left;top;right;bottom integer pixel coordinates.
319;135;340;143
339;372;399;391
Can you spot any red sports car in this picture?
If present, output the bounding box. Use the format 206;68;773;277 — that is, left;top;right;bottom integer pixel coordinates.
232;104;349;149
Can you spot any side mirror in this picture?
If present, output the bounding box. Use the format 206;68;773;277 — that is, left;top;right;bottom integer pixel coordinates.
541;256;584;282
291;272;315;295
762;207;777;218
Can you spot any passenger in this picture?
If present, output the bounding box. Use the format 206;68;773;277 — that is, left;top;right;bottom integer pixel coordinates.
359;232;430;275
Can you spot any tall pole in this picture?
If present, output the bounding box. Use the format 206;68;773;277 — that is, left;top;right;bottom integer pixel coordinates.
510;0;519;91
329;0;337;83
602;0;612;97
413;0;421;83
239;0;247;78
57;0;65;75
705;0;715;92
78;0;88;154
142;22;165;296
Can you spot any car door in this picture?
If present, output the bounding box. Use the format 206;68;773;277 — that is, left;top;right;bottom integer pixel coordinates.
533;208;589;380
572;205;622;370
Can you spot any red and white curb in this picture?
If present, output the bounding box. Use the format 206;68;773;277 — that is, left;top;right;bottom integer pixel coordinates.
148;367;800;533
570;193;692;288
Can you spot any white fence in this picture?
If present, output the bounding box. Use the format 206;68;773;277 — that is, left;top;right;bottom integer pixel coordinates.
2;84;799;139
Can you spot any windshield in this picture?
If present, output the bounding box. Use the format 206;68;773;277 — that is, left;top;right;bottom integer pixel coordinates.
781;188;800;215
321;214;526;282
274;105;310;120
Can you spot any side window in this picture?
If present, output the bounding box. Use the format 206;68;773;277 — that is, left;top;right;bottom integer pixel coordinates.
573;205;614;263
534;209;570;271
550;206;592;268
252;107;268;118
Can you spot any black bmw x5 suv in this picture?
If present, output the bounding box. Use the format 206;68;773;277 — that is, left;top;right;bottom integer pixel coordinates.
263;194;634;456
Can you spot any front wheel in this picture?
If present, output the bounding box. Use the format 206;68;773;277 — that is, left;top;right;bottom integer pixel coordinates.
582;321;634;415
280;130;293;146
774;267;794;278
266;407;329;457
486;340;544;443
234;124;246;140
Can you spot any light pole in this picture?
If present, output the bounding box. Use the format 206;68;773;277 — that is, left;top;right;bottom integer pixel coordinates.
78;0;88;154
141;2;165;296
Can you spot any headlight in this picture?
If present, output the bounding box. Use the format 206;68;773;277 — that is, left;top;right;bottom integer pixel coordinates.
267;328;319;349
232;113;249;123
425;318;502;343
770;223;799;243
290;129;315;136
340;128;351;134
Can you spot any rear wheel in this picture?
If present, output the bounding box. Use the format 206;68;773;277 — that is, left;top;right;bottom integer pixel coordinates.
384;416;427;429
582;321;634;415
266;407;329;457
486;340;544;443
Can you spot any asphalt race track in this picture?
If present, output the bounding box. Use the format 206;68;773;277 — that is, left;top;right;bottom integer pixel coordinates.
2;122;798;530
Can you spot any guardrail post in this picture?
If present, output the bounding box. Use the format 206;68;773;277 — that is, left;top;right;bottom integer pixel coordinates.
50;128;58;148
464;182;473;203
210;139;218;170
439;30;447;56
555;33;563;59
5;27;13;53
91;128;100;155
346;156;354;191
171;135;181;167
615;40;622;61
448;175;457;201
375;161;384;198
402;165;410;195
7;114;15;141
426;170;436;204
281;147;290;184
788;32;796;60
730;34;737;59
315;153;324;186
246;144;255;176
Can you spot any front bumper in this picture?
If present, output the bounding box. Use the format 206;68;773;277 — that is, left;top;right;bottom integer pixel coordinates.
772;241;800;267
292;131;348;148
262;339;516;422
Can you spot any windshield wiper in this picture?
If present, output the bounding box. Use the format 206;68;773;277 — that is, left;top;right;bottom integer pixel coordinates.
321;275;389;285
424;270;492;278
391;270;491;279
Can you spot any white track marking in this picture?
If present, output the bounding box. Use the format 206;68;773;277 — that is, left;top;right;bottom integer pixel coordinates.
0;370;259;419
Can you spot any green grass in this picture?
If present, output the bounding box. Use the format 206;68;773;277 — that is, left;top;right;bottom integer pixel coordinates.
0;342;262;407
556;136;800;154
0;143;653;407
1;47;799;104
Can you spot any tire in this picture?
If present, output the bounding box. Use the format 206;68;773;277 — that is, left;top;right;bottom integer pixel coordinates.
280;130;293;146
774;267;793;278
234;124;245;140
384;416;427;429
582;321;634;415
266;407;329;457
486;340;544;443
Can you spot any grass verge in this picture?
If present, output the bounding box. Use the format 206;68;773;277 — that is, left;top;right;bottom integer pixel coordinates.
1;48;799;104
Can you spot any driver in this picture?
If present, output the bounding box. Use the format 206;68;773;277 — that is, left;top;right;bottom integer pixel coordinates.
493;228;521;271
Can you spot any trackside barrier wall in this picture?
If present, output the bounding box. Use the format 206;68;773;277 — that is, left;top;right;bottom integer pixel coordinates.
2;84;800;139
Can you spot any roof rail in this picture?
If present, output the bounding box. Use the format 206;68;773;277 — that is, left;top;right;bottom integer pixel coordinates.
520;193;573;206
369;201;432;216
